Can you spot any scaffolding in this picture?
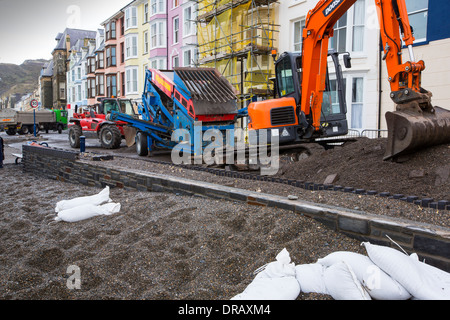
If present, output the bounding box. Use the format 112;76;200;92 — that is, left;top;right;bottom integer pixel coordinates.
196;0;279;108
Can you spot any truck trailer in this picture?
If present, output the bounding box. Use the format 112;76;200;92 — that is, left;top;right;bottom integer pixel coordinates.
0;109;67;135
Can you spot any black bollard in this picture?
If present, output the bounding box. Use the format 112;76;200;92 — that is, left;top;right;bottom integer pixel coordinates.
0;136;4;168
80;136;86;153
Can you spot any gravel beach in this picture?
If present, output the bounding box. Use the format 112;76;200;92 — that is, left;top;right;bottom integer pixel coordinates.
0;133;448;300
0;164;365;300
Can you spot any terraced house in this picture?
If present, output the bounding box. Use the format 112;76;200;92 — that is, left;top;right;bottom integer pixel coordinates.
101;9;127;99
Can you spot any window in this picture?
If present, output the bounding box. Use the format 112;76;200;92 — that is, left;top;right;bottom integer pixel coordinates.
88;78;96;98
330;12;347;52
106;46;117;67
144;3;149;23
71;86;75;102
293;19;305;52
276;56;295;97
323;78;347;118
144;31;149;54
106;75;117;97
111;21;116;39
77;67;81;80
126;67;138;94
96;52;104;69
77;84;82;101
173;17;179;44
173;0;179;8
150;58;166;70
351;77;363;129
106;21;116;41
183;49;192;67
120;43;125;64
173;56;179;68
183;7;194;36
352;0;365;51
96;74;105;96
105;23;110;40
151;0;165;15
88;57;95;73
329;0;365;53
121;72;125;97
125;35;138;59
125;7;137;29
405;0;428;42
120;17;125;36
150;21;166;48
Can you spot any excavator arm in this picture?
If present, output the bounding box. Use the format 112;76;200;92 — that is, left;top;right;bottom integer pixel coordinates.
302;0;450;159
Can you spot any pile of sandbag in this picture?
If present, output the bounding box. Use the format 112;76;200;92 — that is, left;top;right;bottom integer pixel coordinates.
54;186;121;223
231;243;450;300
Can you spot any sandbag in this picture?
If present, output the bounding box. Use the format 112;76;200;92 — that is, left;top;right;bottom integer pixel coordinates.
55;202;121;223
295;263;329;294
323;261;371;300
363;242;450;300
55;186;111;213
317;251;410;300
231;249;300;300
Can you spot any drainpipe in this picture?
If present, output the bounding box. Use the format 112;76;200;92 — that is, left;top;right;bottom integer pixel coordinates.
378;34;382;135
167;0;169;69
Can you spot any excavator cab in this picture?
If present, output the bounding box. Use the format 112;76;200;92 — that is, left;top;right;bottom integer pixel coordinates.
247;50;349;145
275;50;349;140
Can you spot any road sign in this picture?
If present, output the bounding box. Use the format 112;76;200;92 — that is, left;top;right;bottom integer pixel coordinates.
30;99;39;109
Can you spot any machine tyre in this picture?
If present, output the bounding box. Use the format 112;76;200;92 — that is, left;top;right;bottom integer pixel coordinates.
136;132;148;156
6;127;17;136
18;126;28;135
100;125;122;149
69;125;82;148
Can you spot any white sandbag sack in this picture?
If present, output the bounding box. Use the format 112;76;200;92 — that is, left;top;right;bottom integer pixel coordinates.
323;261;371;300
363;242;450;300
55;186;111;213
295;263;329;295
55;202;121;223
318;251;410;300
231;248;300;300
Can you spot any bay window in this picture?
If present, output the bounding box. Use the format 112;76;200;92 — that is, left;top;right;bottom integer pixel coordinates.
125;7;137;30
125;34;138;59
126;67;138;94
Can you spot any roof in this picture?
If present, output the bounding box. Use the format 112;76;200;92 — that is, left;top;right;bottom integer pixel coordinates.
40;60;54;78
52;28;97;53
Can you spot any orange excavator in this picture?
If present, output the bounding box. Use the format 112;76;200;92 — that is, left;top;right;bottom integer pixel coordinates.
247;0;450;160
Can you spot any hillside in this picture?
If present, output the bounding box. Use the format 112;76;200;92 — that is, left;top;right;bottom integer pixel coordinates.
0;59;49;97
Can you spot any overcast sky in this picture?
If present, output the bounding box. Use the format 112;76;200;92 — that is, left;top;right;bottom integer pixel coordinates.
0;0;132;65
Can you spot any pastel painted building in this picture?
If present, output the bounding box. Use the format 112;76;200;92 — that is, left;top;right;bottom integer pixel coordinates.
148;0;167;70
123;1;142;101
168;0;198;69
86;29;106;107
101;9;127;99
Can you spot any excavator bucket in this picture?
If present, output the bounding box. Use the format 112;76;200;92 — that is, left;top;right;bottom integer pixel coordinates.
384;106;450;160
